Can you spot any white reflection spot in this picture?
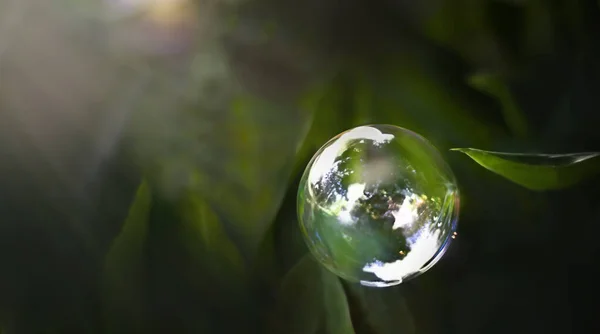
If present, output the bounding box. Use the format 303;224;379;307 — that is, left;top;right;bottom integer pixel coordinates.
337;183;365;225
362;228;441;282
391;193;423;230
308;126;394;186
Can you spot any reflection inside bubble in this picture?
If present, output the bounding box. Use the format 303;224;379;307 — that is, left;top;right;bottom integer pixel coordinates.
298;125;459;287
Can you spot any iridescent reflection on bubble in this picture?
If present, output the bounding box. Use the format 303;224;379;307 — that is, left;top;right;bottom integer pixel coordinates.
297;125;459;287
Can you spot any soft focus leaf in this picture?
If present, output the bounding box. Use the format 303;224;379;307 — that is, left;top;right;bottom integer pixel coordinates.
253;221;280;286
347;284;415;334
269;254;356;334
422;0;501;68
293;74;354;176
370;60;503;148
131;87;312;259
296;60;504;165
125;13;319;258
269;255;324;334
168;187;254;331
522;0;554;56
321;271;355;334
451;148;600;190
177;186;246;289
468;73;528;138
202;95;312;256
103;180;151;333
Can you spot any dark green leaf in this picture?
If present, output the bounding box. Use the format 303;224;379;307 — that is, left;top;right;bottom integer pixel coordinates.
269;255;356;334
451;148;600;190
126;35;317;259
177;187;246;289
321;271;356;334
102;179;151;333
422;0;500;67
363;60;505;148
468;73;528;138
522;0;554;56
189;95;313;257
269;255;324;334
296;61;505;164
293;75;355;177
347;284;415;334
172;188;254;330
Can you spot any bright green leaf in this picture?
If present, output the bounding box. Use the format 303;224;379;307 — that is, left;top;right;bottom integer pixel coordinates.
451;148;600;190
468;73;528;138
347;284;415;334
321;271;356;334
102;179;151;333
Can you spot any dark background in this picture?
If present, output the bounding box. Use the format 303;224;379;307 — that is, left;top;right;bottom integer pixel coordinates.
0;0;599;333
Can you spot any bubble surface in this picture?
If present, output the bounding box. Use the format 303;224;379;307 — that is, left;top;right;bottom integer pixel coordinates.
297;125;459;287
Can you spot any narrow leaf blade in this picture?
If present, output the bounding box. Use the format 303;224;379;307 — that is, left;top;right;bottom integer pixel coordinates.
103;179;152;332
452;148;600;190
177;189;247;290
321;271;356;334
347;284;416;334
468;73;528;138
269;255;324;334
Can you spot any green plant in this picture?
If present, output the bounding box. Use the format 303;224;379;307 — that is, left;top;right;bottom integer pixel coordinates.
1;0;599;333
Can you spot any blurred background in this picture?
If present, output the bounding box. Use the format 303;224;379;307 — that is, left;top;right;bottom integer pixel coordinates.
0;0;599;333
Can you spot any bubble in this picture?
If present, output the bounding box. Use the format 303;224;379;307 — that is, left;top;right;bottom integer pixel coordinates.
297;125;459;287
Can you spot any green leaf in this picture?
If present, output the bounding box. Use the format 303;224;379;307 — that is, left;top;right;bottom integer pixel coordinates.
253;220;281;286
365;59;505;148
522;0;554;56
270;255;356;334
321;270;356;334
189;95;313;257
294;74;355;174
422;0;500;67
269;255;324;334
347;284;415;334
177;187;246;290
296;60;505;168
102;179;151;333
451;148;600;190
468;73;528;138
126;40;316;259
171;188;255;330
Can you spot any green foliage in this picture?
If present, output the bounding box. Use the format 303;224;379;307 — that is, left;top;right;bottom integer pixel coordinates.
176;185;246;286
197;95;312;256
269;255;355;334
2;0;600;333
346;284;415;334
452;148;600;190
268;255;325;334
321;269;355;334
468;73;528;138
103;179;151;333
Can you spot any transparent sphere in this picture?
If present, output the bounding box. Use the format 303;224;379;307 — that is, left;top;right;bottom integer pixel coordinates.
297;125;459;287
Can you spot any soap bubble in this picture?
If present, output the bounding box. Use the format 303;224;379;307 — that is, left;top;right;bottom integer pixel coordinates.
297;125;459;287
